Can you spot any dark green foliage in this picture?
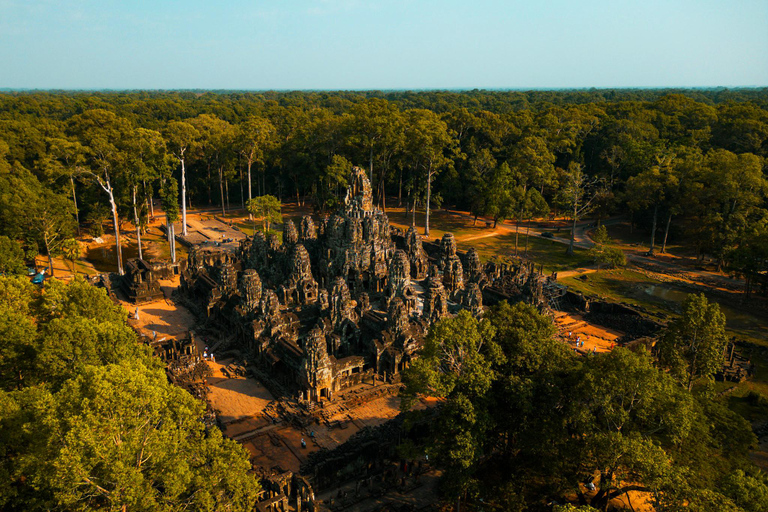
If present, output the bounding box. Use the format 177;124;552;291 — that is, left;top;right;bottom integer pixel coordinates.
657;293;728;390
2;88;768;509
0;236;25;275
402;301;763;510
1;89;767;278
0;276;260;510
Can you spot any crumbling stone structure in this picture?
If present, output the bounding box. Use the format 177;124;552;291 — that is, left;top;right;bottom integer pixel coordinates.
181;165;553;404
121;258;172;303
255;470;316;512
404;226;428;279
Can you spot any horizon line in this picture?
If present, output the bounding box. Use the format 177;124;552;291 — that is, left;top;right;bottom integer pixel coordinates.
1;85;767;94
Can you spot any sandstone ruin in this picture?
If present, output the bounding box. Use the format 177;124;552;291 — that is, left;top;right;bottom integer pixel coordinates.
179;166;561;405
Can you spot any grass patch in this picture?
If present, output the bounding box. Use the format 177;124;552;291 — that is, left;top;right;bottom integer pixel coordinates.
386;207;493;242
560;268;672;316
605;221;698;258
463;232;592;273
385;208;592;273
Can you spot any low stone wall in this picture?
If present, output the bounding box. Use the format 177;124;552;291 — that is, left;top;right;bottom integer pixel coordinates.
564;290;663;341
300;409;435;492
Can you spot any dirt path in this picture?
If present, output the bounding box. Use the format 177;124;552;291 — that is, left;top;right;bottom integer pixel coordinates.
444;209;751;297
123;276;196;340
456;229;506;242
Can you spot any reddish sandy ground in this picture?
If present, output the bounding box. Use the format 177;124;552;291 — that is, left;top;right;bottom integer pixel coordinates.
123;276;196;340
230;382;424;474
553;311;623;354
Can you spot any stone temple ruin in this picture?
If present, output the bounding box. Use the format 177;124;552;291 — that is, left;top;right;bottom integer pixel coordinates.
180;166;560;404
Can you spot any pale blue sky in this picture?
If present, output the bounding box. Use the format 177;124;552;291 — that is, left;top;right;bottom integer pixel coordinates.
1;0;766;90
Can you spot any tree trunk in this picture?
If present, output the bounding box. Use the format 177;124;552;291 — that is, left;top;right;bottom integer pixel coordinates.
207;163;212;205
424;168;432;237
398;168;403;207
567;207;577;256
144;180;153;220
380;168;387;210
132;185;143;261
661;212;672;254
525;218;531;256
110;192;124;275
219;167;226;216
239;168;244;209
412;198;417;227
45;235;55;278
369;146;374;184
181;157;188;235
247;160;253;220
226;179;231;211
167;221;176;263
70;175;80;236
649;203;658;255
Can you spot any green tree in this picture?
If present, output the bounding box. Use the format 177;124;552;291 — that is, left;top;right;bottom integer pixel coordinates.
0;276;261;510
247;195;282;233
43;137;88;236
466;148;497;225
164;120;199;236
508;136;556;255
60;238;81;276
0;302;37;390
587;226;626;270
126;127;166;260
189;114;236;215
485;301;568;375
0;236;26;275
68;109;133;275
159;177;180;262
625;149;678;255
657;293;728;391
694;149;767;269
236;116;275;217
556;162;603;255
2;363;259;511
318;154;351;212
404;109;456;237
720;470;768;512
402;311;500;498
33;189;76;278
478;162;517;229
564;348;697;509
348;98;401;186
522;188;549;256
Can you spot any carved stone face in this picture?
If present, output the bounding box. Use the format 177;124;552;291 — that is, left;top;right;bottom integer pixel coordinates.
300;215;317;241
240;269;262;311
440;233;457;262
345;166;374;211
387;297;409;335
283;219;299;246
291;244;313;277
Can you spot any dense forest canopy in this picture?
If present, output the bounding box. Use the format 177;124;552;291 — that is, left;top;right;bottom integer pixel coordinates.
1;87;766;277
0;277;260;510
1;89;768;510
400;301;768;511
